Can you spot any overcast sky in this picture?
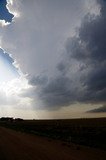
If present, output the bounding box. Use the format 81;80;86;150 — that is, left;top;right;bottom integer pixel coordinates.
0;0;105;119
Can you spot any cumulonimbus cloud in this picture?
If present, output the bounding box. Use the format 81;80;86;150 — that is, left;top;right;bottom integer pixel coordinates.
29;0;106;109
0;0;106;110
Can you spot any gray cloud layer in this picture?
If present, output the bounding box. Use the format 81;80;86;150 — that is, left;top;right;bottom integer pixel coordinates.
29;0;106;109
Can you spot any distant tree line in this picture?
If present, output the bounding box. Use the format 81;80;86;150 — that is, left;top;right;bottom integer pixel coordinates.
0;117;24;122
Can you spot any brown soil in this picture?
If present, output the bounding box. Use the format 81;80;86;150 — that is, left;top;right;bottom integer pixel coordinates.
0;127;105;160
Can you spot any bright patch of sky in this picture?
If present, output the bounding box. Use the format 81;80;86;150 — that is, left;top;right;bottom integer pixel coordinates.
0;0;32;117
0;0;13;22
0;48;19;82
0;0;19;82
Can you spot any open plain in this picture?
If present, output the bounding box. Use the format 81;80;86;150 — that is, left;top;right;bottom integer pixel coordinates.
0;126;106;160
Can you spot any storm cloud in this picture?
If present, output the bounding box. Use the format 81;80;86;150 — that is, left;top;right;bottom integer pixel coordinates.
29;0;106;108
0;0;105;111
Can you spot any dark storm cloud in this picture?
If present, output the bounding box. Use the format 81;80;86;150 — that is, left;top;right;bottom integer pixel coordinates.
29;0;106;109
57;62;66;73
38;76;76;109
28;74;79;109
64;0;106;103
86;67;106;91
29;75;48;86
66;15;106;62
87;105;106;113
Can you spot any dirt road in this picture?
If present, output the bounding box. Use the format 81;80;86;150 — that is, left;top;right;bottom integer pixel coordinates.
0;127;105;160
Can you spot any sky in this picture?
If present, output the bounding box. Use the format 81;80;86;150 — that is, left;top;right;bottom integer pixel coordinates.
0;0;105;119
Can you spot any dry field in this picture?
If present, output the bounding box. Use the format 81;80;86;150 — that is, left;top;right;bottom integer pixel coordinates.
0;126;106;160
0;118;106;149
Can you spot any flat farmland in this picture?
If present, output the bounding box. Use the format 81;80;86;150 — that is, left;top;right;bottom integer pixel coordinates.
0;126;106;160
0;118;106;160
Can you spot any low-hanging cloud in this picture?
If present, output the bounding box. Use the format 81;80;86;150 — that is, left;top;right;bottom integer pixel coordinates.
87;105;106;113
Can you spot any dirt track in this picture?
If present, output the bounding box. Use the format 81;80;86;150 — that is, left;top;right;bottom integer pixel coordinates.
0;127;105;160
